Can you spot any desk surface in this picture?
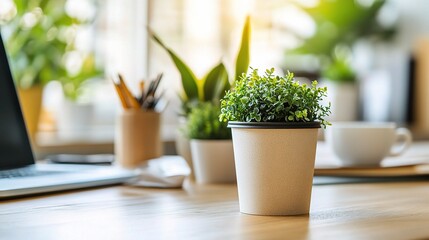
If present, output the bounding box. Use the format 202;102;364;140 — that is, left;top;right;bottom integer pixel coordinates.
1;181;429;240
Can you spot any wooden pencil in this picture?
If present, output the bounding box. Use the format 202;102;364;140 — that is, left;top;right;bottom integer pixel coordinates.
118;74;141;109
112;78;129;109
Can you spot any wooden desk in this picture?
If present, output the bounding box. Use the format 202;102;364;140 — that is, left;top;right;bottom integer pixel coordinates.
1;181;429;239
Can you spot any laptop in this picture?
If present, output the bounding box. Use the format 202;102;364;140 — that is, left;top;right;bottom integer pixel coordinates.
0;32;138;198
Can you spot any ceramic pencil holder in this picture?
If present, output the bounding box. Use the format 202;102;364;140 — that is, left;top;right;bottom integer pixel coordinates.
115;109;162;169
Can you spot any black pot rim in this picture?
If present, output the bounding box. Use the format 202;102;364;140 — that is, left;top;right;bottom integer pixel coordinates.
227;121;321;129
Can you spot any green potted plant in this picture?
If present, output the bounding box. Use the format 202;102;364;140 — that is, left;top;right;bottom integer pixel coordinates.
149;16;251;176
56;53;103;139
321;54;358;121
185;103;235;184
220;68;331;216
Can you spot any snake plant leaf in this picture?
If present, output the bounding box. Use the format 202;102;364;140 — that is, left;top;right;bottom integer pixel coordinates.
234;15;251;82
220;75;231;100
150;30;200;101
203;62;229;103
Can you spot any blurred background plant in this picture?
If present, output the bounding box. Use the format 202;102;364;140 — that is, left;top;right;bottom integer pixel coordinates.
284;0;396;81
0;0;103;137
185;103;231;140
293;0;395;54
0;0;103;98
1;0;69;89
321;52;356;83
59;53;103;102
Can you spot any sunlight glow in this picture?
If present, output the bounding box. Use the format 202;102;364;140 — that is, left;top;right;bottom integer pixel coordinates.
0;0;16;22
65;0;96;21
273;4;316;39
294;0;319;8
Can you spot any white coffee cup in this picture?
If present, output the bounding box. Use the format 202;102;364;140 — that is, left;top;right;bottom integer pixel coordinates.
325;122;412;167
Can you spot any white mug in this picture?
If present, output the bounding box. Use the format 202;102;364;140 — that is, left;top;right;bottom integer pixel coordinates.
325;122;412;167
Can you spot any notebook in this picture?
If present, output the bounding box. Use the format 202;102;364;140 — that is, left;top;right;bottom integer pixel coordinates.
0;32;137;198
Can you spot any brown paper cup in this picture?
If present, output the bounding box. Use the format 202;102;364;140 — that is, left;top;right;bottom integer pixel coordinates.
115;110;162;169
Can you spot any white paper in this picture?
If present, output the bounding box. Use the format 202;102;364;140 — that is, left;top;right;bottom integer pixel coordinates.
127;156;190;188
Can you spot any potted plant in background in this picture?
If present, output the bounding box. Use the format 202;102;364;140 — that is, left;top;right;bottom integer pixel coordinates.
1;0;99;139
321;54;358;121
220;68;331;216
185;103;235;184
0;0;74;138
56;53;103;140
149;16;251;177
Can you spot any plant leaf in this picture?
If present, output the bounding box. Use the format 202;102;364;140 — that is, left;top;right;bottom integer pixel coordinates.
234;15;251;82
203;62;229;103
220;75;231;100
150;30;200;101
291;0;392;57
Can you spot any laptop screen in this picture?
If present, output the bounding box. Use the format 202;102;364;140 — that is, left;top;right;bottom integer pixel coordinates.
0;32;35;170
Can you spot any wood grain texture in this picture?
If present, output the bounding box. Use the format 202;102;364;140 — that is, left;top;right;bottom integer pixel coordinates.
1;181;429;240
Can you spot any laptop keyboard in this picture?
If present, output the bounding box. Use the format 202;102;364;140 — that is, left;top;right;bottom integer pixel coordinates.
0;167;57;179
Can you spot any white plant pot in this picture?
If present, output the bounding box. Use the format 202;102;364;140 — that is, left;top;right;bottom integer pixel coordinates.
190;139;236;184
229;122;320;216
324;81;359;121
175;117;194;179
56;100;94;140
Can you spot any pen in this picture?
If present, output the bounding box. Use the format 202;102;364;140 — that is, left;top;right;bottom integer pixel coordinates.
112;72;164;111
142;73;163;110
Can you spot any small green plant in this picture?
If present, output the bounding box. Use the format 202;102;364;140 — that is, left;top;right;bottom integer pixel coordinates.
219;68;331;128
185;103;231;140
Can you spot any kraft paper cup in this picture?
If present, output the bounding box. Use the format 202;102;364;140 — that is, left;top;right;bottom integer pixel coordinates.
229;121;320;216
115;109;162;169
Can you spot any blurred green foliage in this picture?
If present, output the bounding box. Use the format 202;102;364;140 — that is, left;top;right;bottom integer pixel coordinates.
1;0;102;101
2;0;74;88
61;53;103;101
185;102;231;140
321;54;356;83
291;0;395;82
294;0;395;57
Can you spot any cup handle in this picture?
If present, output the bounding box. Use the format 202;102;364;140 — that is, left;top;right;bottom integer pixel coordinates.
389;128;412;156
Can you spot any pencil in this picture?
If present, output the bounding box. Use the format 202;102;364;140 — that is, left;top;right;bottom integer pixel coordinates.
111;78;129;109
139;80;145;105
118;74;141;109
